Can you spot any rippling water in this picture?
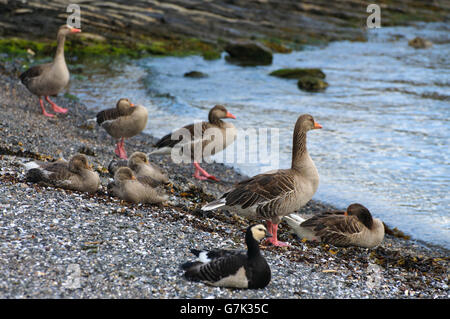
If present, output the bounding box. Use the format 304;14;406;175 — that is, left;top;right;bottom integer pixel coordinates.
71;23;450;249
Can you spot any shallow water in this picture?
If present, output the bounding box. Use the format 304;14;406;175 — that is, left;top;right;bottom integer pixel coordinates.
70;23;450;249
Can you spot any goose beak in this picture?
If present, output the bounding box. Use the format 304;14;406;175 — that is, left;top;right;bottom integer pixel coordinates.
70;28;82;33
226;112;236;119
314;122;322;129
131;176;136;180
344;210;348;216
130;103;135;107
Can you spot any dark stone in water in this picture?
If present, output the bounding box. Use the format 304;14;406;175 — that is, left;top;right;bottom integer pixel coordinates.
224;41;273;66
297;76;328;92
183;71;208;78
408;37;432;49
270;68;326;79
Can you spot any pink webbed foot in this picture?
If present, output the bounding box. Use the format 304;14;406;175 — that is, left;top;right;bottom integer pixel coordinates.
45;96;68;114
264;221;290;247
39;98;55;117
193;162;219;181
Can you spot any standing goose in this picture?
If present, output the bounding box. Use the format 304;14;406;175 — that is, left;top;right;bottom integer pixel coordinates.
108;167;168;204
19;24;81;117
96;98;149;160
202;114;322;246
181;224;272;289
284;203;385;248
107;151;169;187
150;105;237;181
24;154;100;193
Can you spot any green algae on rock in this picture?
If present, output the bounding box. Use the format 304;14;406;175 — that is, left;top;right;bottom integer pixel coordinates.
270;68;326;79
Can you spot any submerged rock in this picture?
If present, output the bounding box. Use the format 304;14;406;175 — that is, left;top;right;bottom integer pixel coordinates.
297;76;328;92
224;41;273;66
183;71;208;78
270;68;326;79
408;37;432;49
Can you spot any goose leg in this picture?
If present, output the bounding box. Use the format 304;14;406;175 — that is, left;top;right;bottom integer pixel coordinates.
114;141;122;158
265;221;289;247
193;162;219;181
45;96;68;114
39;98;55;117
118;138;128;160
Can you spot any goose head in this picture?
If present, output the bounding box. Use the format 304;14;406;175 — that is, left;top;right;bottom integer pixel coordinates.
114;167;136;182
208;105;236;123
248;224;271;242
346;203;374;229
116;98;135;114
294;114;322;133
69;154;92;173
128;152;149;167
58;24;81;36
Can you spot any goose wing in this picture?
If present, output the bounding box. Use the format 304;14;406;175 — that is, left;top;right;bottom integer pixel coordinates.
155;121;211;149
303;214;365;246
223;170;296;218
19;63;51;85
183;252;248;284
96;107;135;125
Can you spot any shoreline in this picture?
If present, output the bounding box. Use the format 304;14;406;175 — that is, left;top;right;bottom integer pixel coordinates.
0;60;448;298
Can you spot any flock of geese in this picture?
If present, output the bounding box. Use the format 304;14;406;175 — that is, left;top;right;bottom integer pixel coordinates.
17;25;385;290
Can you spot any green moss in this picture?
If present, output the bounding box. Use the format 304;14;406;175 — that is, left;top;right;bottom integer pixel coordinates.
270;68;326;79
0;35;222;61
202;50;222;60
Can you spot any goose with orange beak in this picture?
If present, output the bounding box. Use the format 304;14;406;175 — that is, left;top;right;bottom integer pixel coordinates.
151;105;237;181
96;98;149;159
202;114;322;246
19;25;81;117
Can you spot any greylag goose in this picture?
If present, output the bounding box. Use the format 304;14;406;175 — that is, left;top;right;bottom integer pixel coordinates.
96;98;149;160
150;105;237;181
24;154;99;193
108;167;168;204
284;203;385;248
202;114;322;246
181;224;271;289
107;151;169;187
19;24;81;117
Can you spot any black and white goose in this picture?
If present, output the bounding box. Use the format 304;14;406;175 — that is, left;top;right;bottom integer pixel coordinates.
181;224;272;289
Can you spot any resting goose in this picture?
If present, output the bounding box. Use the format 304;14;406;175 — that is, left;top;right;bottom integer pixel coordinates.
150;105;237;181
284;203;385;248
107;151;169;187
24;154;100;193
96;98;148;160
108;167;168;204
202;114;322;246
19;24;81;117
181;224;271;289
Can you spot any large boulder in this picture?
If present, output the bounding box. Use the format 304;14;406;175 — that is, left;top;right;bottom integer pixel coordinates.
224;41;273;66
297;76;328;92
269;68;326;79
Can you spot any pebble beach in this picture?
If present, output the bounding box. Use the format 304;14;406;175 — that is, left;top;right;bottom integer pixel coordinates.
0;61;448;299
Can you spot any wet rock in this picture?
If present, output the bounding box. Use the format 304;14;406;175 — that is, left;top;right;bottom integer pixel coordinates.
183;71;208;78
224;42;273;66
408;37;432;49
297;76;329;92
270;68;326;79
